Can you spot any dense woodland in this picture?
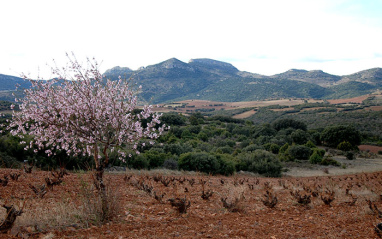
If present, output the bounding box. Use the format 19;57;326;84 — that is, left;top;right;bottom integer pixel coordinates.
1;97;380;177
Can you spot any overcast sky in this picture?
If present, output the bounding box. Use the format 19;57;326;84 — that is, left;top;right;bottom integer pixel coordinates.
1;0;381;78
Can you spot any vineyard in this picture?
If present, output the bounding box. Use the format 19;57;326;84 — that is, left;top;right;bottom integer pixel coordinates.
1;167;382;238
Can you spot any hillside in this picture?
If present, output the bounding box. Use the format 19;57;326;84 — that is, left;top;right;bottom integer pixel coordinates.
103;58;381;103
271;69;341;86
0;59;381;103
340;67;382;86
0;74;31;91
325;81;378;99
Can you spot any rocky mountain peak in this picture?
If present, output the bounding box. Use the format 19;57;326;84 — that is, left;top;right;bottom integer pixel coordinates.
103;66;133;75
189;58;238;72
157;58;190;69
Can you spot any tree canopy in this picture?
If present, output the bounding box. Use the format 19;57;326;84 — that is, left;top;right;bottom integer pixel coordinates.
320;125;361;148
10;55;165;170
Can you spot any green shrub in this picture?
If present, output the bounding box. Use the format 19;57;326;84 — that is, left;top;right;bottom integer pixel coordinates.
278;153;291;162
178;152;219;174
221;130;232;138
164;143;193;156
188;125;202;134
239;139;251;148
272;119;307;131
181;129;193;139
216;146;234;154
279;143;289;154
187;139;199;148
142;150;171;169
209;115;244;124
321;125;361;148
287;145;312;160
195;142;212;152
270;144;280;154
320;156;341;166
232;149;242;156
242;144;264;153
165;134;178;144
312;148;326;157
0;152;19;168
127;155;149;170
226;139;236;147
309;131;322;145
291;129;310;145
197;132;208;142
309;151;323;164
344;151;355;160
226;123;236;133
169;126;184;138
305;140;317;148
253;124;276;138
255;136;272;145
232;126;252;137
215;154;236;176
163;158;179;170
337;141;353;152
213;138;228;147
263;143;272;151
236;150;282;177
270;137;288;147
160;113;186;126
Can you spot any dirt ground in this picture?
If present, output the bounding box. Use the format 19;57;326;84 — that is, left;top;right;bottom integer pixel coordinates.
359;145;382;154
177;99;323;110
2;155;382;239
283;154;382;177
327;95;370;104
232;110;257;119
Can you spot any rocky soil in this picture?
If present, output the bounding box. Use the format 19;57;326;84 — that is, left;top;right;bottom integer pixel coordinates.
1;163;382;238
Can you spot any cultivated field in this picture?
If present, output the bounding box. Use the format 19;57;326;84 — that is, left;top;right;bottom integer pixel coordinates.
2;164;382;238
152;98;323;114
151;93;382;120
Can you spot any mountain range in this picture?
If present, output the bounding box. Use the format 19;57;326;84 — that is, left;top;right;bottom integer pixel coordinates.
1;58;381;103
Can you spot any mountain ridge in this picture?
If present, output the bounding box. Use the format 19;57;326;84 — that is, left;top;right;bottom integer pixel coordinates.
0;58;380;103
102;58;381;103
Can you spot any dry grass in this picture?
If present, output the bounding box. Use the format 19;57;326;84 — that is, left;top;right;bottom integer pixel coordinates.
219;185;247;213
0;171;123;235
14;197;81;231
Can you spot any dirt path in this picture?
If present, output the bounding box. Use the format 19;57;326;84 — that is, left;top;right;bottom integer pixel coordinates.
232;109;257;119
283;155;382;177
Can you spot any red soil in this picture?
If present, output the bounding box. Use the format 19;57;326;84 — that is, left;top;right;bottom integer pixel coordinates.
1;168;382;238
359;145;382;154
327;95;370;104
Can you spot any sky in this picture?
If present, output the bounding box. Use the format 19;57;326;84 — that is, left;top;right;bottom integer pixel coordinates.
1;0;382;78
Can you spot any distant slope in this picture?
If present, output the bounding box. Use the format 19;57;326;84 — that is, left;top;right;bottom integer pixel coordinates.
340;67;382;86
0;58;381;103
0;74;31;91
326;81;378;99
0;74;31;101
104;58;251;103
103;66;133;78
271;69;341;87
103;58;342;103
172;77;333;102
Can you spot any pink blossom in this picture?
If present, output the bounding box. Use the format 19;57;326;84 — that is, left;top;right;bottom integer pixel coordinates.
10;54;166;167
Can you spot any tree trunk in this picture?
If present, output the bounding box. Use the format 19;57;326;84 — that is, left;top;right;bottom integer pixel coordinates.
93;144;109;222
95;164;109;222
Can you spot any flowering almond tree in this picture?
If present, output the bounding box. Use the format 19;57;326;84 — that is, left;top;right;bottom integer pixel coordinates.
10;55;165;196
